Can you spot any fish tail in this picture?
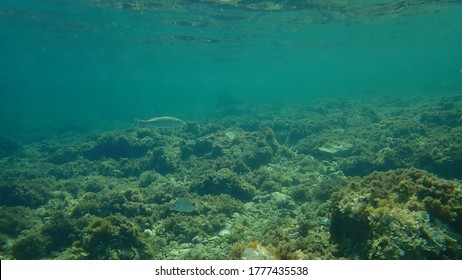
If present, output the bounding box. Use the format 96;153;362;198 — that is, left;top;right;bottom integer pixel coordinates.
133;118;145;126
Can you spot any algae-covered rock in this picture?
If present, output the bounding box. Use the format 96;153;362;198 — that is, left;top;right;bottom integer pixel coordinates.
0;177;54;208
159;210;230;244
191;168;257;201
417;126;462;179
146;147;180;174
71;188;151;218
317;141;353;157
0;206;38;237
191;138;214;157
78;214;147;259
10;230;52;259
41;212;78;250
8;211;76;259
199;194;244;217
138;170;161;188
243;128;278;169
243;143;273;169
84;133;148;160
330;168;462;259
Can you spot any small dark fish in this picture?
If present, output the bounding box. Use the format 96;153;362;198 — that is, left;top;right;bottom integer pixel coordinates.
172;197;195;213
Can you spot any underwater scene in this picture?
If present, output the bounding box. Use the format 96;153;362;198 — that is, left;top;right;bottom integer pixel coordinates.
1;0;462;260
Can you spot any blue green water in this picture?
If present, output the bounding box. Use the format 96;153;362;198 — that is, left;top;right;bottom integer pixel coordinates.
2;1;462;260
1;0;462;141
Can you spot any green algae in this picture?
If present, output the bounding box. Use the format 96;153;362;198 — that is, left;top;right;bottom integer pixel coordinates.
330;168;462;259
1;94;462;259
191;168;257;201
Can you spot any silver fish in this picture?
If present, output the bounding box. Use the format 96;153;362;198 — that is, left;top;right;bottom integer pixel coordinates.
172;197;195;213
135;116;185;128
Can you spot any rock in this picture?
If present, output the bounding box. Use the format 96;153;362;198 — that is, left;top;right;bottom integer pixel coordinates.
143;229;154;237
218;229;231;237
191;235;203;243
271;192;296;210
318;142;353;156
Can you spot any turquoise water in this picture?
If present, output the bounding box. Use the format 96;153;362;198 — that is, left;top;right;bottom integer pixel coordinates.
1;1;462;260
1;0;462;141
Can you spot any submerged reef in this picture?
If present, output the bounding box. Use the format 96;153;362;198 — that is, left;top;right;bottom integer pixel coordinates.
330;168;462;259
0;94;461;259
